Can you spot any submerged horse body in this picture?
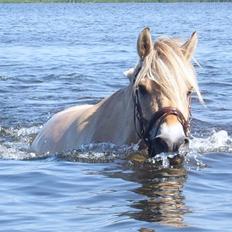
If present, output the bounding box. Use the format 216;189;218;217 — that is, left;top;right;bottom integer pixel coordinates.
31;28;202;156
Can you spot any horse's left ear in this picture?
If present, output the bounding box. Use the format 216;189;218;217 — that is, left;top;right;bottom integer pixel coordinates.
137;27;153;59
182;32;198;61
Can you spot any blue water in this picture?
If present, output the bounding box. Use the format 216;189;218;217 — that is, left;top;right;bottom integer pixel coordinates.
1;3;232;232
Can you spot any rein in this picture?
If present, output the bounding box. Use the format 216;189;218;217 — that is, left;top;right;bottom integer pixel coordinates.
132;71;191;149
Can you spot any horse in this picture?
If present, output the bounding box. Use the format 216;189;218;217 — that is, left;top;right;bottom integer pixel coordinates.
31;27;202;157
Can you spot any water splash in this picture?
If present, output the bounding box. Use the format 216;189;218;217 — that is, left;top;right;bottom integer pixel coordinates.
0;126;42;160
59;143;139;163
190;130;232;153
147;153;171;168
0;125;232;166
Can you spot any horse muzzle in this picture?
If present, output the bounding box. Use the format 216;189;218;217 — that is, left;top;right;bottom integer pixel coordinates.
148;135;189;157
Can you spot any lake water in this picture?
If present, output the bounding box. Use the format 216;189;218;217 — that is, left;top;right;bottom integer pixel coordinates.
1;3;232;232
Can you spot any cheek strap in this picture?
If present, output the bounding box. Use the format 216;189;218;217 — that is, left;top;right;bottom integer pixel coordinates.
133;88;191;149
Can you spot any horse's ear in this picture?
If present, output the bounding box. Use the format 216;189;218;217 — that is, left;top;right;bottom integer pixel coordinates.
137;27;153;59
182;32;198;61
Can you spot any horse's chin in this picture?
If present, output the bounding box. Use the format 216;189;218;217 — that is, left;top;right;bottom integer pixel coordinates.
148;143;189;166
149;151;186;166
168;154;186;166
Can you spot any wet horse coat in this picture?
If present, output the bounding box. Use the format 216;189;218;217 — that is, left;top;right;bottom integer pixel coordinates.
31;28;202;155
32;87;137;154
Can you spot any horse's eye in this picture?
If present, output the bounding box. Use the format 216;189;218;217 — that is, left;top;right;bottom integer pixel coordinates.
187;90;192;97
138;85;147;96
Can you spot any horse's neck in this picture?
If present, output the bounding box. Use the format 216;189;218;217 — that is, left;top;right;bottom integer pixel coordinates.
92;85;138;145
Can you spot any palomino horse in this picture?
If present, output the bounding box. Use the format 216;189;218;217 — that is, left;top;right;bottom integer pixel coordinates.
31;28;202;157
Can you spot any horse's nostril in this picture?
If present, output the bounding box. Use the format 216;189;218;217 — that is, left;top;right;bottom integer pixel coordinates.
184;138;189;145
155;137;167;148
150;136;170;156
174;137;189;152
157;137;170;150
150;136;189;156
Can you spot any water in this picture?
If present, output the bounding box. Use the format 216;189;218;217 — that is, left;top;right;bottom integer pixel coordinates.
0;3;232;231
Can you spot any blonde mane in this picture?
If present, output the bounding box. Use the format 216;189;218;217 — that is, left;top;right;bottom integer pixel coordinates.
132;37;203;114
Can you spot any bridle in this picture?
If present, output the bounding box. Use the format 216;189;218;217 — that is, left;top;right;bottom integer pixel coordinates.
132;68;192;150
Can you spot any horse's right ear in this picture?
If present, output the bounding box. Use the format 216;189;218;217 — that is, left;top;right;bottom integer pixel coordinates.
137;27;153;59
182;32;198;61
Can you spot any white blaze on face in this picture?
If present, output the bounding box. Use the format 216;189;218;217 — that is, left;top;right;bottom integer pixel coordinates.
158;121;186;145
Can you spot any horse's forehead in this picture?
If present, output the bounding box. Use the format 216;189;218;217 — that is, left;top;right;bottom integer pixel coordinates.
140;76;185;106
139;77;160;93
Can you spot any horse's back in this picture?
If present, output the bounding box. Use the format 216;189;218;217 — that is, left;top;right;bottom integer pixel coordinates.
31;104;93;154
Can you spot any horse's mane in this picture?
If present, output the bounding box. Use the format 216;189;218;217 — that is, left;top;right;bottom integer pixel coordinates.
132;37;203;112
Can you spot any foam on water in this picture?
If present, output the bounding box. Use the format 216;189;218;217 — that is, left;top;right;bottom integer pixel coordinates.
190;130;232;153
0;125;231;165
0;126;42;160
59;143;139;163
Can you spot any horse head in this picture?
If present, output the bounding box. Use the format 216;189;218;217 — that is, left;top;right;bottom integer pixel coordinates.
126;28;203;157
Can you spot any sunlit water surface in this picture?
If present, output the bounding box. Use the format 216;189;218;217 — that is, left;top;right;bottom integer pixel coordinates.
0;3;232;232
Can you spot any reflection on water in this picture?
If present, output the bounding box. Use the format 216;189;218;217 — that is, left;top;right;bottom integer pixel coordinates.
104;162;188;227
131;168;188;227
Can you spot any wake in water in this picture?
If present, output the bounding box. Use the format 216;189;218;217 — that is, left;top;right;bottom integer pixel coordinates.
190;130;232;153
0;125;232;167
0;126;41;160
